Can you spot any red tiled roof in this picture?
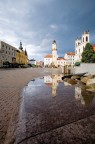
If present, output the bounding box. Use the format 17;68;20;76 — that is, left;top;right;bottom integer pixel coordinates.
66;52;75;56
36;61;43;64
57;57;65;60
44;54;52;58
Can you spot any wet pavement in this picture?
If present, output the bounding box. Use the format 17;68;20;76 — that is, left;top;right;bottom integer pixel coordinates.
16;74;95;144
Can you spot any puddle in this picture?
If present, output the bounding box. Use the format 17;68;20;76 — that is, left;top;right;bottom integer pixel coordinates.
17;74;95;143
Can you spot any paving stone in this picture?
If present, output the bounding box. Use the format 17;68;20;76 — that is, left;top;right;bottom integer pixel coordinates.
0;68;61;144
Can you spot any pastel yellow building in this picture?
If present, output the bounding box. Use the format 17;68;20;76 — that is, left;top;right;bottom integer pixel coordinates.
16;41;28;65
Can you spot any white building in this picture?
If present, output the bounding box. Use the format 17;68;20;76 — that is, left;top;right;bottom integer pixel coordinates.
64;52;75;66
74;31;90;63
29;59;36;65
44;40;66;67
57;57;67;66
44;54;52;67
0;41;17;67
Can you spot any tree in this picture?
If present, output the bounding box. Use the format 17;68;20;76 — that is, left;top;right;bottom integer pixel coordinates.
74;61;81;66
82;43;95;63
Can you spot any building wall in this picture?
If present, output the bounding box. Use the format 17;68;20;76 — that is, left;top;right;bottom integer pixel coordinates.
57;59;66;66
74;63;95;75
44;58;52;66
64;53;75;66
29;60;36;65
0;41;16;66
16;49;28;65
75;31;89;63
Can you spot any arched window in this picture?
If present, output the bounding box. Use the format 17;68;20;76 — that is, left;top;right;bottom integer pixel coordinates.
86;36;88;42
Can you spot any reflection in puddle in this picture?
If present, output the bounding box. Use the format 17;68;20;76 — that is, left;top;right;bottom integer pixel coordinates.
75;86;95;106
44;74;63;97
44;74;95;105
17;74;95;143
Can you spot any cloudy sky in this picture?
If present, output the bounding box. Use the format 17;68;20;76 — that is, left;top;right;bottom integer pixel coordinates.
0;0;95;61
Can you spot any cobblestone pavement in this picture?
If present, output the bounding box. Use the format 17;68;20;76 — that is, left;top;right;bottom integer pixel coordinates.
0;68;61;144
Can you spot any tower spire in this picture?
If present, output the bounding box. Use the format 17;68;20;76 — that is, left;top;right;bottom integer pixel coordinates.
25;48;27;56
19;41;23;50
52;40;56;44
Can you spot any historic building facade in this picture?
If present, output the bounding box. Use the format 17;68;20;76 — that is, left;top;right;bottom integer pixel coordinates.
44;54;52;66
16;41;28;65
44;40;66;67
57;57;67;66
64;52;75;66
29;59;36;65
44;31;94;68
0;41;17;67
74;31;90;63
0;41;28;67
44;40;58;67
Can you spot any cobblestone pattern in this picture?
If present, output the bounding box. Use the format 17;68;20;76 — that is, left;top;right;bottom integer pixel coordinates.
0;88;20;144
0;68;61;144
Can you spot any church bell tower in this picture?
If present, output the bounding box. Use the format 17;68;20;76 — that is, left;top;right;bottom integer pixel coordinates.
19;41;23;50
52;40;57;67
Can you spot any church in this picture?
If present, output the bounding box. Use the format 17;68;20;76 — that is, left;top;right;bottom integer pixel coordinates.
44;40;66;67
74;31;90;63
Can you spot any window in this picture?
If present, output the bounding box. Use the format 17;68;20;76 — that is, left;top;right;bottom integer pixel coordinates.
86;36;88;42
83;37;84;42
6;51;7;54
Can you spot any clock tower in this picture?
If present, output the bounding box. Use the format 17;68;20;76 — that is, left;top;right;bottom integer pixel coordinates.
52;40;58;67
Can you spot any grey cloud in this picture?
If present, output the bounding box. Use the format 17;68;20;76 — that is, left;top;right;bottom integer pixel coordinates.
0;0;95;61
